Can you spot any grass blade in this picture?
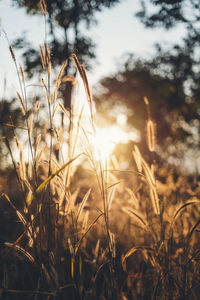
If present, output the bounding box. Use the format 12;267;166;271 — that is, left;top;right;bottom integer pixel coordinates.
27;153;82;205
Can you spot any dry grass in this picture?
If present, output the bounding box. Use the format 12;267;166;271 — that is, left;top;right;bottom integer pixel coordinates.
1;18;200;300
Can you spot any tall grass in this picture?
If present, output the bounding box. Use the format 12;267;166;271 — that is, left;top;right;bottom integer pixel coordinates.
1;8;200;299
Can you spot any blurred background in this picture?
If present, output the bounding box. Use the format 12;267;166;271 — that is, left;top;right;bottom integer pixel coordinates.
0;0;200;174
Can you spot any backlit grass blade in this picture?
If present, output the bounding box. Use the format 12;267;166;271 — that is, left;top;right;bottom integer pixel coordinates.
123;207;147;227
0;122;27;130
71;212;103;278
173;199;199;221
5;242;35;263
75;212;103;256
123;246;154;261
76;188;91;222
27;153;82;205
2;288;56;296
188;218;200;241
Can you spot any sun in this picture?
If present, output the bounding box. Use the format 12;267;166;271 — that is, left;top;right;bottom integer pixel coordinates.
93;128;115;162
93;125;138;162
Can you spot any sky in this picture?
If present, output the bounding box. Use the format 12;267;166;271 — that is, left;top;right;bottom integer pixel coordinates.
0;0;185;97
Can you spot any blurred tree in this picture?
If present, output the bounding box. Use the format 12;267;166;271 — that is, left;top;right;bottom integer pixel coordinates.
136;0;198;30
95;52;200;161
11;0;120;109
136;0;200;161
96;0;200;164
136;0;200;102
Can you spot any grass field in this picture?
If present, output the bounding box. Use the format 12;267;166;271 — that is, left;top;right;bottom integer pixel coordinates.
1;11;200;299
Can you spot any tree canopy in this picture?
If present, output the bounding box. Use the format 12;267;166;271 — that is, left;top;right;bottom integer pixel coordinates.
11;0;120;109
12;0;120;74
136;0;200;102
136;0;199;30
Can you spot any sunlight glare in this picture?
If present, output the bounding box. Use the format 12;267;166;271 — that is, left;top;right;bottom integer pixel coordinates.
94;125;137;162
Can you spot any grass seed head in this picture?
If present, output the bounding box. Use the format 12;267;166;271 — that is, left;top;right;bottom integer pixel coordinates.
9;45;16;62
40;0;47;14
28;113;34;138
19;64;25;82
147;119;156;152
35;100;41;112
133;145;142;173
40;45;46;69
17;91;26;116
